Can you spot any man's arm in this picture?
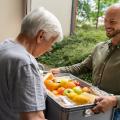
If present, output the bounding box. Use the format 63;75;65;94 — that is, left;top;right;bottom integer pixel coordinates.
20;111;46;120
50;54;93;76
59;54;93;75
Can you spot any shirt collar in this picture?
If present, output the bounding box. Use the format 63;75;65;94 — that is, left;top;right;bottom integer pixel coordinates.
108;40;120;49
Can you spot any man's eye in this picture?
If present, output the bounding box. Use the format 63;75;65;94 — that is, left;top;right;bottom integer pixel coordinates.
110;21;117;24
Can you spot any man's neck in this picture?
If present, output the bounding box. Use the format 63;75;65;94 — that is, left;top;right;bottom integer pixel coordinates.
111;36;120;46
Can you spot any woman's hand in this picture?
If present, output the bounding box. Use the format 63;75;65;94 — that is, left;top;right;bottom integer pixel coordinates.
92;96;117;113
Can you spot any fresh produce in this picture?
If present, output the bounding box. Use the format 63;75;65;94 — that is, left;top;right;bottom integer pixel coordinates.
57;87;65;95
44;72;54;81
67;81;76;88
44;73;97;105
63;88;74;96
44;73;60;91
80;92;96;103
63;89;96;105
72;94;90;105
72;86;82;95
73;80;80;86
82;86;91;93
45;80;60;91
60;79;69;88
73;92;96;105
63;88;77;100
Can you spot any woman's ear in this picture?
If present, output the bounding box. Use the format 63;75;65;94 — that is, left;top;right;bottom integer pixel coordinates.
36;30;45;44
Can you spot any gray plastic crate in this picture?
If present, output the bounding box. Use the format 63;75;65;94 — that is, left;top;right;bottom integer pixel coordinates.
45;73;114;120
45;96;114;120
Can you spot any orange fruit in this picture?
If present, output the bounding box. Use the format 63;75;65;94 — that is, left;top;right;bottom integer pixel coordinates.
82;87;91;93
67;81;76;89
45;80;60;91
44;72;54;81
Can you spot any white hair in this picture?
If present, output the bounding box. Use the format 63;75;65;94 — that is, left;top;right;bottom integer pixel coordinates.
20;7;63;42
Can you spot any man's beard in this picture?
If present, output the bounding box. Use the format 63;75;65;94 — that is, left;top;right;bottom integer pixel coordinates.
106;29;120;38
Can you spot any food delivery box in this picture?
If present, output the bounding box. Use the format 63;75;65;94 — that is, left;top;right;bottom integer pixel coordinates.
44;73;114;120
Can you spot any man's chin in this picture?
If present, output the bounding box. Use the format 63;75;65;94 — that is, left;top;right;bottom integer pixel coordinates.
106;33;112;38
106;30;120;38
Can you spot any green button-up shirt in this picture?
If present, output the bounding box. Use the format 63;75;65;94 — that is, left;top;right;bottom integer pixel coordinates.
60;40;120;107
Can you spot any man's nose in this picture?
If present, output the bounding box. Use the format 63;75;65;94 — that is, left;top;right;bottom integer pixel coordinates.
104;21;111;28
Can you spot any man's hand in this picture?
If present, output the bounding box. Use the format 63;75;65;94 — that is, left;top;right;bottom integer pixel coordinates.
50;68;60;74
92;96;117;113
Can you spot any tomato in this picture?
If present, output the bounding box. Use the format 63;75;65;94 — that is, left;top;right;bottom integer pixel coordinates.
73;80;80;86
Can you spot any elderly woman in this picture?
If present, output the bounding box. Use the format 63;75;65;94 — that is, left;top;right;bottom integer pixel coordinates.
0;7;63;120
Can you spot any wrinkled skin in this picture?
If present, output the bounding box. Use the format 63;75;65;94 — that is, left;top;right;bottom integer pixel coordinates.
92;96;117;113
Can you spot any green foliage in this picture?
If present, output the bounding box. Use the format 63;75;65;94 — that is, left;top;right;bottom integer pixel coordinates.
38;26;107;66
77;0;120;26
99;0;120;7
78;0;91;21
79;73;92;83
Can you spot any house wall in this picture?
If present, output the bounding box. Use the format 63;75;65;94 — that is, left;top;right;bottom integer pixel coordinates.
0;0;24;42
30;0;72;36
0;0;73;42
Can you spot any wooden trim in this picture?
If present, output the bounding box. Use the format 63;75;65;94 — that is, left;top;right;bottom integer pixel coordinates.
24;0;31;15
70;0;78;35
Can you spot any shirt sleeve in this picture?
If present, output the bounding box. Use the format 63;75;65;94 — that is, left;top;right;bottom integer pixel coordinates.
60;54;93;76
116;95;120;108
59;43;103;76
12;64;45;112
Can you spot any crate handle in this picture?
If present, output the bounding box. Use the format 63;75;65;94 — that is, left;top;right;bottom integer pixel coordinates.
83;109;95;117
82;104;97;117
